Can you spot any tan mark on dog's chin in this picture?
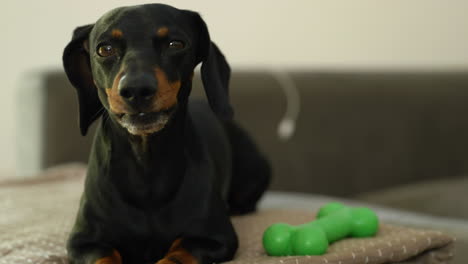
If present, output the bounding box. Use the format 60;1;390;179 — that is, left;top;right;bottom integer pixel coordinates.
152;67;181;112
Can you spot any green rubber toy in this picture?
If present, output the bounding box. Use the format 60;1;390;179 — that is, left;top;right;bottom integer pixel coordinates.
262;202;379;256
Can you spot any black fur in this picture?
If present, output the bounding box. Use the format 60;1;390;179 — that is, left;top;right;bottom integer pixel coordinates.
63;4;270;264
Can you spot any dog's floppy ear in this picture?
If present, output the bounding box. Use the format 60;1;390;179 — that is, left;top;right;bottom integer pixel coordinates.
63;24;102;136
192;13;234;120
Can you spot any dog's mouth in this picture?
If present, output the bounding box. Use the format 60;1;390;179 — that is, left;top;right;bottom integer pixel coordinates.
115;109;174;135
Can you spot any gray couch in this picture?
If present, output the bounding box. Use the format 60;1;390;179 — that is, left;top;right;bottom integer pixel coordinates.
16;69;468;263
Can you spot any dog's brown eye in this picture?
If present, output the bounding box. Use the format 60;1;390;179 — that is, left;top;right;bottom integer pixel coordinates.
97;44;115;57
168;40;184;50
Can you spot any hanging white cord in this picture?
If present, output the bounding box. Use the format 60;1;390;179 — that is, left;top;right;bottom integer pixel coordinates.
270;69;301;141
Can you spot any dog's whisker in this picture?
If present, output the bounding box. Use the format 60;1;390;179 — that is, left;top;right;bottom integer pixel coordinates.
89;107;106;122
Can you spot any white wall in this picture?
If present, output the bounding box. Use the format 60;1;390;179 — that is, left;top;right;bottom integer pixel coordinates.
3;0;468;175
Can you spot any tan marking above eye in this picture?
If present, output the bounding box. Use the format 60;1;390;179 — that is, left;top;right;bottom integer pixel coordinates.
111;29;123;39
156;27;169;37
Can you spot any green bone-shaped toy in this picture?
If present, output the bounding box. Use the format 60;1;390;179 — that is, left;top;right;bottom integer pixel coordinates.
262;202;379;256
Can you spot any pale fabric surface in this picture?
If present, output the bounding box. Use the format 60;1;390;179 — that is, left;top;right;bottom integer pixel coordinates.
0;165;455;264
228;210;454;264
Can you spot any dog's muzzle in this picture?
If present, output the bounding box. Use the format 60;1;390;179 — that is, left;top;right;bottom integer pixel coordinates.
117;109;174;135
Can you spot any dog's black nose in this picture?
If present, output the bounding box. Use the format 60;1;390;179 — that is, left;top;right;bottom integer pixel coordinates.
118;73;157;102
119;85;156;101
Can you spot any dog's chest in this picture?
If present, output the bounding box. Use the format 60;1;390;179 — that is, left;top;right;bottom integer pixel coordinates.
103;157;212;229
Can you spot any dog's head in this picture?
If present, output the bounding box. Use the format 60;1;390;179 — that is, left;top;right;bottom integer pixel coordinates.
63;4;232;136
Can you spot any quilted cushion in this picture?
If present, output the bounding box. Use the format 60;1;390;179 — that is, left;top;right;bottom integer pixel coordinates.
0;165;455;264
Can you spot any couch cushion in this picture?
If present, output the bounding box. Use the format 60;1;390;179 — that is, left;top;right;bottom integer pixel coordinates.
356;176;468;219
260;191;468;264
230;210;454;264
0;164;458;264
30;70;468;197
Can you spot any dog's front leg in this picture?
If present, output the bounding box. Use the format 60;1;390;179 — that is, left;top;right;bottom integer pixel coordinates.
155;200;238;264
156;237;237;264
92;249;122;264
155;239;197;264
67;230;122;264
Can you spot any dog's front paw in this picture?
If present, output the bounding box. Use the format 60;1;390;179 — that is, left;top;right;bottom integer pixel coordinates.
94;250;122;264
156;239;198;264
155;257;180;264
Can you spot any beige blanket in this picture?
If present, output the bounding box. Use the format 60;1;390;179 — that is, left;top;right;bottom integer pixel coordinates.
0;164;454;264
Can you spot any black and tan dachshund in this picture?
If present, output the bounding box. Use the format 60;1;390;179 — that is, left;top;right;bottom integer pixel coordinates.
62;3;271;264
